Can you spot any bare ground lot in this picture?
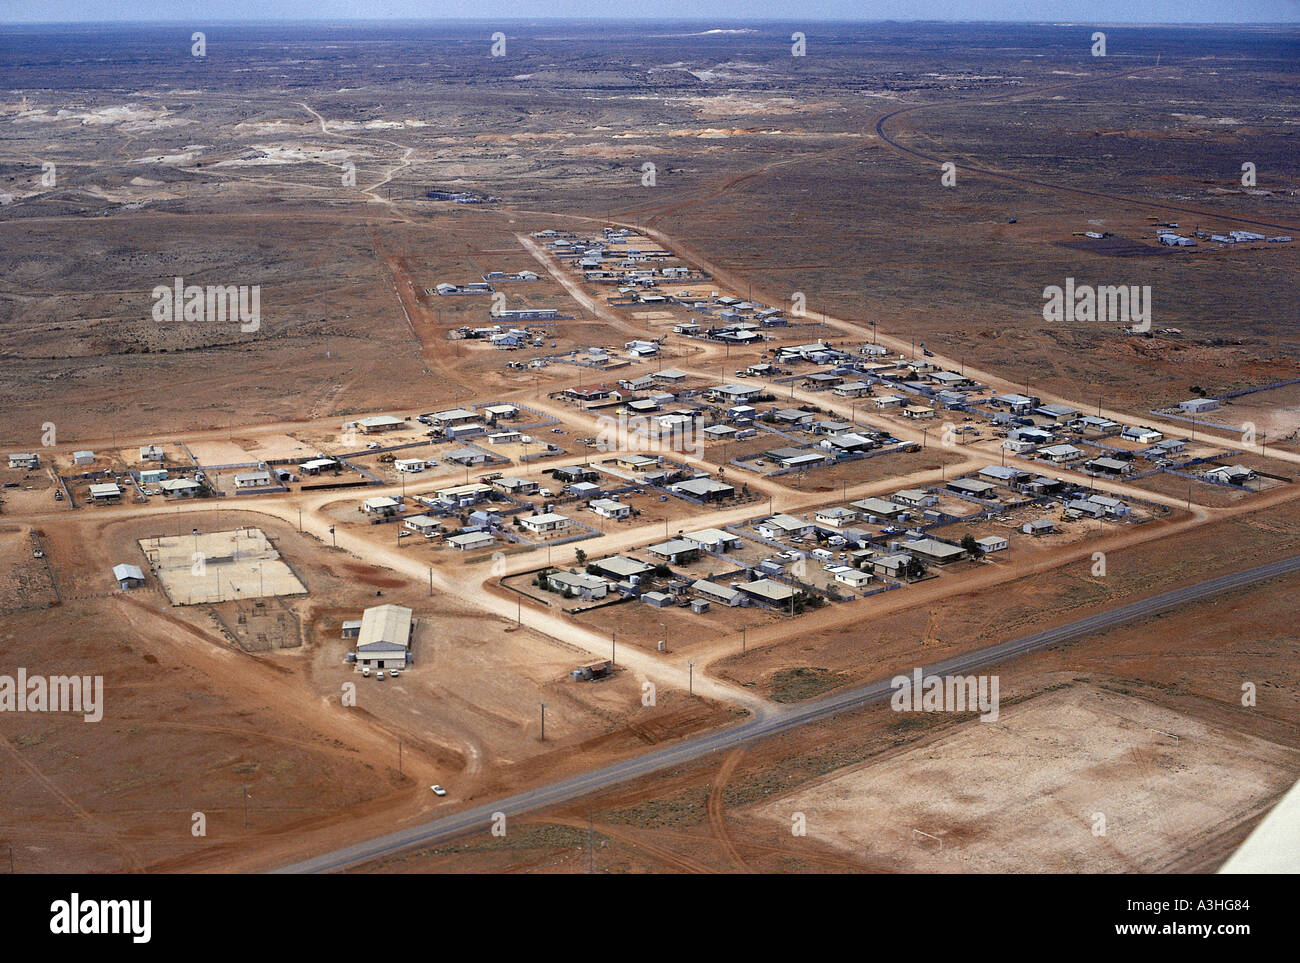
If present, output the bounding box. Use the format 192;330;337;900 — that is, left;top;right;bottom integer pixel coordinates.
753;684;1298;872
0;525;59;611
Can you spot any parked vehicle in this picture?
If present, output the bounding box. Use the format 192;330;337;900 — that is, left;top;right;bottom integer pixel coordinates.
430;785;447;796
376;670;385;681
361;667;371;677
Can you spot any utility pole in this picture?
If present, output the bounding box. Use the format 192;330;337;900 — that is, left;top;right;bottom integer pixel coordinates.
398;738;403;776
688;660;695;696
539;701;547;741
611;632;616;666
429;567;434;596
298;507;302;533
741;626;747;655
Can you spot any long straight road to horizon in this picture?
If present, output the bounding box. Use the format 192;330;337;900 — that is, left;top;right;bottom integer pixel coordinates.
277;552;1300;874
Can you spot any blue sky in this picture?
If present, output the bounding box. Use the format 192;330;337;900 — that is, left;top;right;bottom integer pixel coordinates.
2;1;1298;24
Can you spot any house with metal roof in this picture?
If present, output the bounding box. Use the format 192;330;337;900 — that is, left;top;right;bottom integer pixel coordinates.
815;507;859;528
403;515;443;536
736;579;797;607
590;498;631;519
548;572;611;600
979;465;1026;487
590;556;655;580
947;477;999;498
903;538;966;564
868;553;915;578
1121;425;1163;444
669;477;735;501
682;528;743;552
356;414;405;433
493;476;538;495
765;447;827;470
235;471;273;489
362;496;400;516
892;489;937;508
88;482;122;502
756;514;813;539
159;478;202;497
709;384;759;403
1066;499;1106;519
832;568;873;589
851;496;907;519
1085;456;1133;475
1205;464;1254;485
112;564;145;589
1087;494;1131;516
520;512;570;535
1039;443;1086;463
1035;404;1078;422
646;538;700;564
691;580;744;606
446;531;495;551
993;393;1038;411
432;482;492;506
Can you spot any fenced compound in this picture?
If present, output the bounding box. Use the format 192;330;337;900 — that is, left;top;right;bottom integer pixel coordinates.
139;527;307;605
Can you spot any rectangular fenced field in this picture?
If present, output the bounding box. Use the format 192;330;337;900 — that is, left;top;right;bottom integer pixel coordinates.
139;528;306;605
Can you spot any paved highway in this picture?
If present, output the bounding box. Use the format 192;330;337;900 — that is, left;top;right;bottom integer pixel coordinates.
277;553;1300;873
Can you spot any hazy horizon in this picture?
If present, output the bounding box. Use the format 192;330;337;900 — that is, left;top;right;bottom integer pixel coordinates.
2;0;1298;27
